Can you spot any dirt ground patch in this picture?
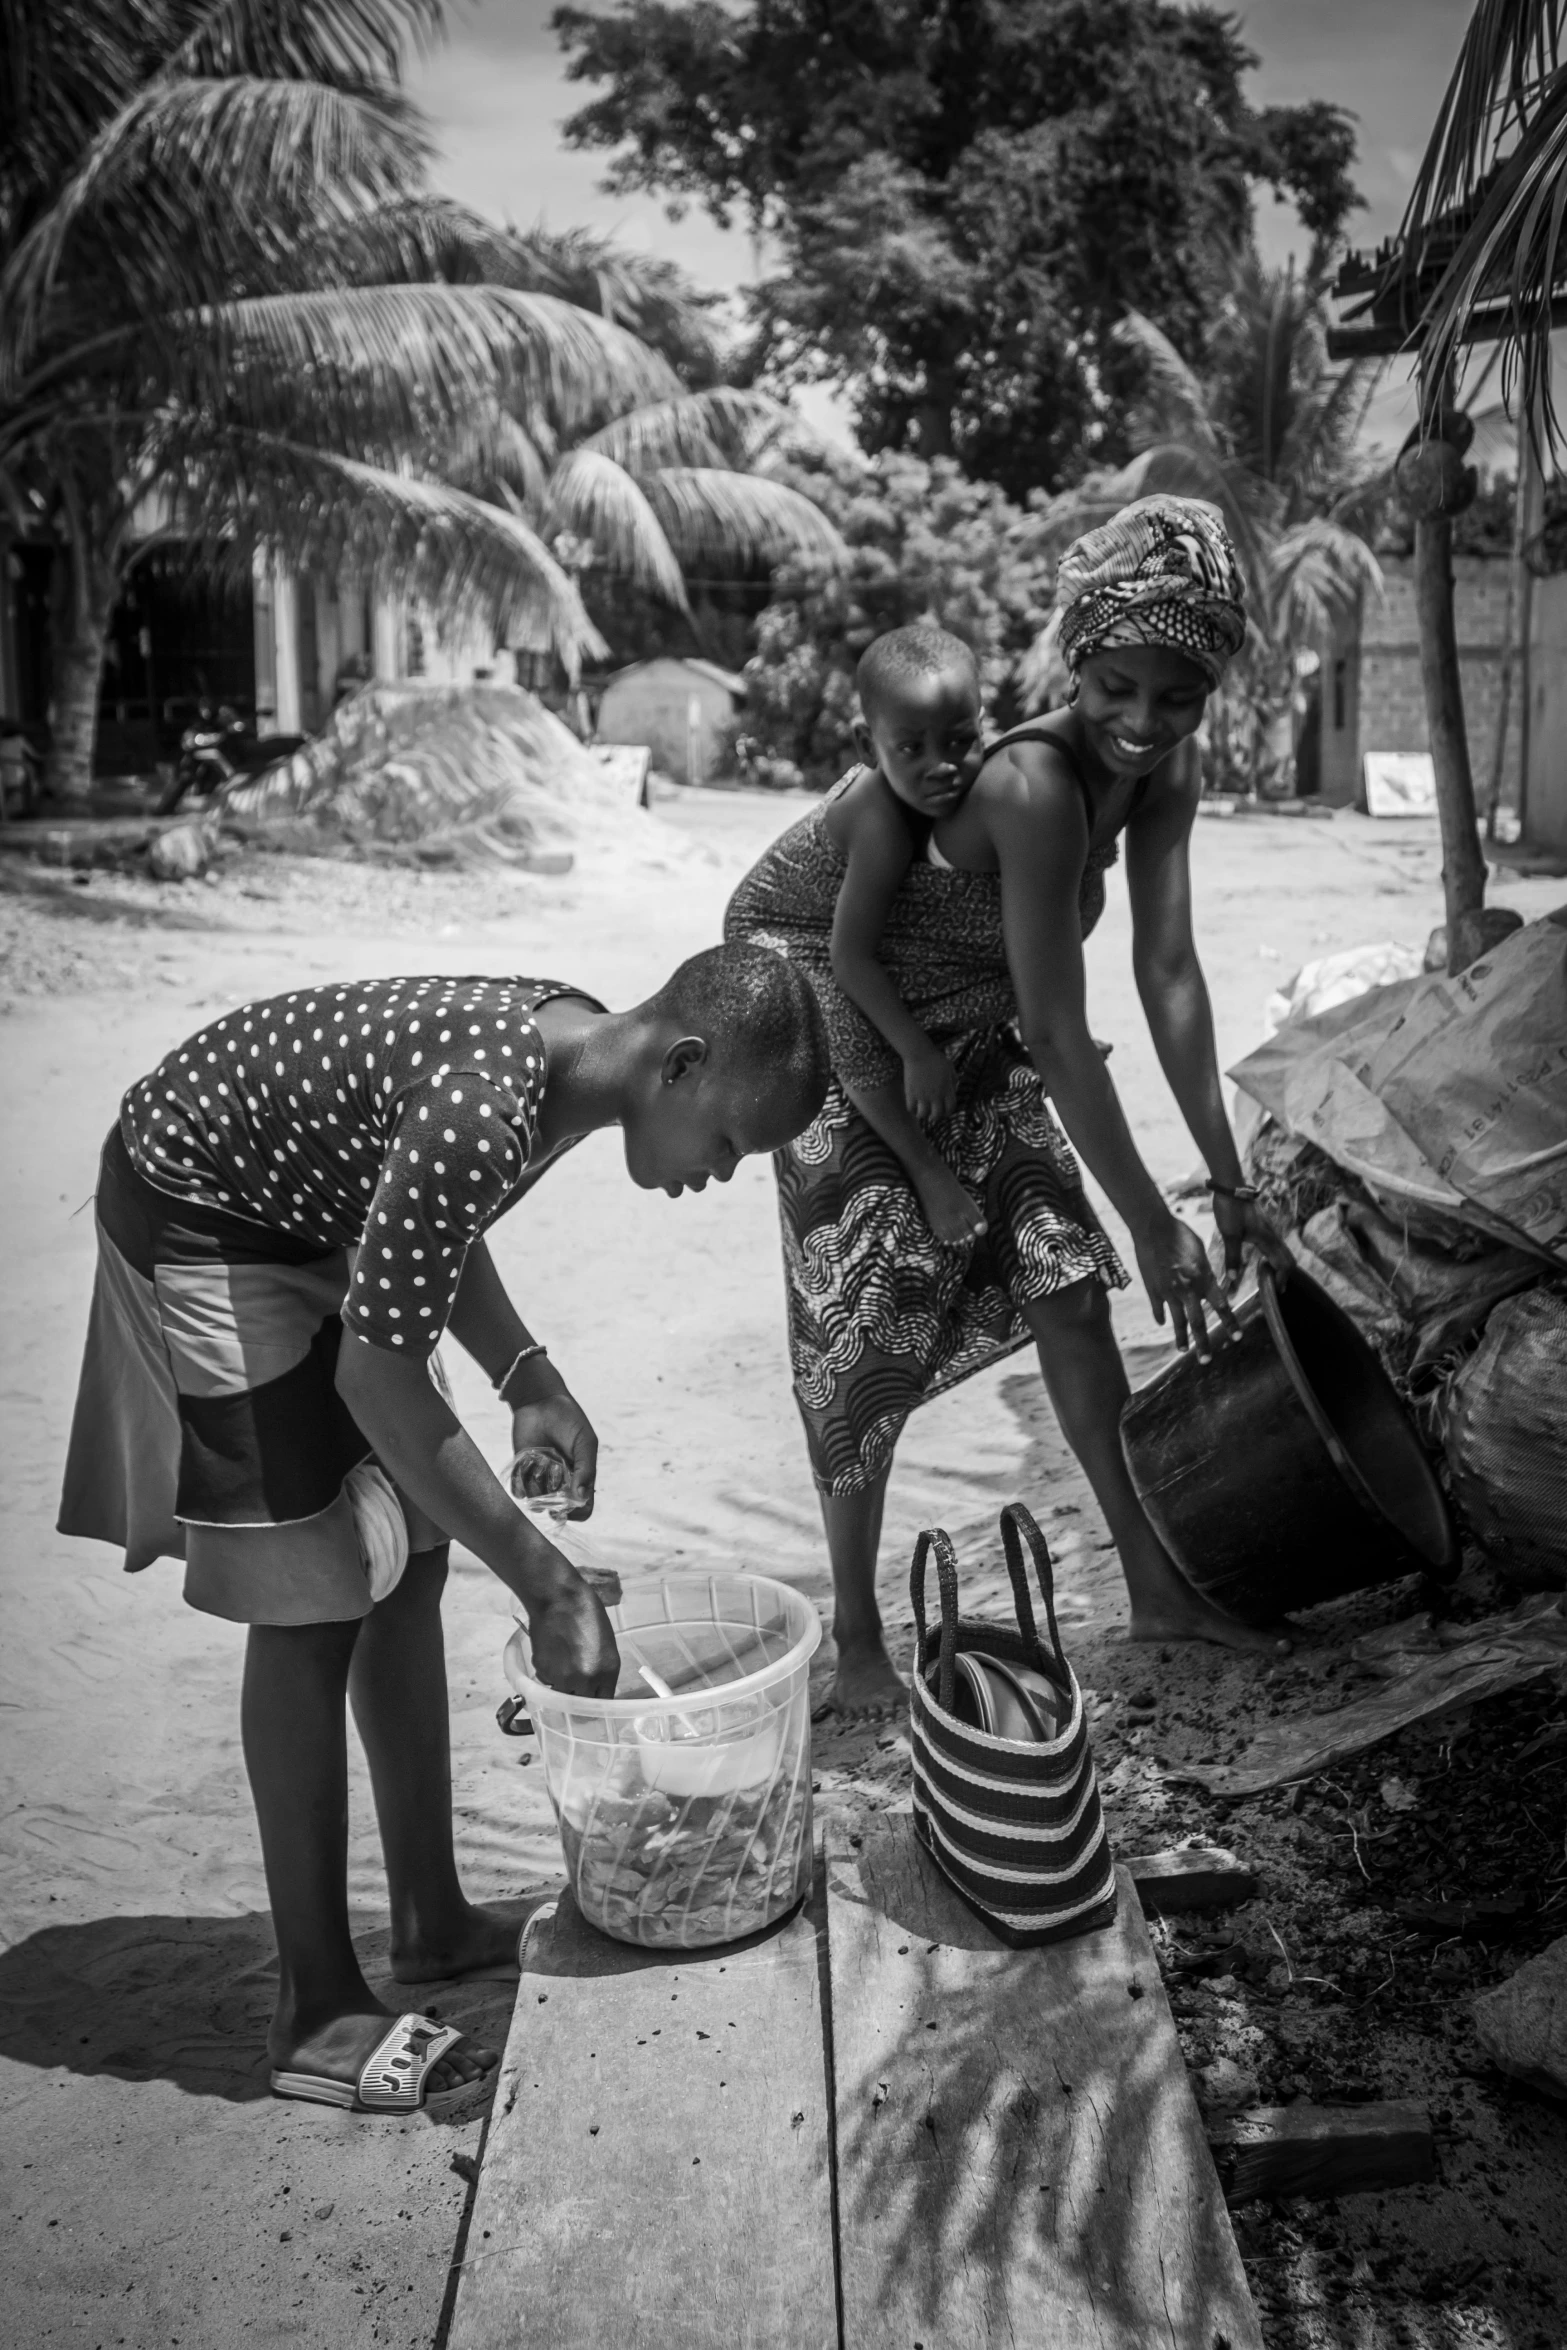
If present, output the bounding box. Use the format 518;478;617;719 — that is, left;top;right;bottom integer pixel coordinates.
2;792;1564;2348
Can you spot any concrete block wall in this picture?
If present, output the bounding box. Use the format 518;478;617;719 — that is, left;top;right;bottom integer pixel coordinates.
1330;554;1521;809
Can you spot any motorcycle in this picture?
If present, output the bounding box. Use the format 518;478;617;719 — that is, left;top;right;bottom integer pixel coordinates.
0;719;47;818
158;703;306;815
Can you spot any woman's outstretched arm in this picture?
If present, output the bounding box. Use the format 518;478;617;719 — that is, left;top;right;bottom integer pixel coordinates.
1124;749;1288;1285
1122;748;1243;1186
988;748;1233;1351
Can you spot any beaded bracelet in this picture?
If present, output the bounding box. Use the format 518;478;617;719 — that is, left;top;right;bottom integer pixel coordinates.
496;1342;547;1404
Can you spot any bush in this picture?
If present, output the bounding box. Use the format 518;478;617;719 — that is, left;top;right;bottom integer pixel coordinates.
727;449;1056;788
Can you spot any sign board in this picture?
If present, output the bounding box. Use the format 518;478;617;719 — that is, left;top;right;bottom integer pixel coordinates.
1364;751;1437;818
588;742;652;807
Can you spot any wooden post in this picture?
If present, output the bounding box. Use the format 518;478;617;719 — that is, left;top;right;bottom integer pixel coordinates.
1413;497;1490;971
1516;394;1546;842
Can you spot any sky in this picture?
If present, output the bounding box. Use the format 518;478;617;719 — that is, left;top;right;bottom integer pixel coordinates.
404;0;1484;455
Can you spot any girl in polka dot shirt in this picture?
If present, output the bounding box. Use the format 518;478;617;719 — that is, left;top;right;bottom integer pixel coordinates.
120;973;563;1353
59;945;829;2118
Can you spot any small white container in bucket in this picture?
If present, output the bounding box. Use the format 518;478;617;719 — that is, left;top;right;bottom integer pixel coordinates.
507;1572;821;1949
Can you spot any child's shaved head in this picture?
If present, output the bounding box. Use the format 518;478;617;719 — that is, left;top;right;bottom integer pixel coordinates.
856;624;978;726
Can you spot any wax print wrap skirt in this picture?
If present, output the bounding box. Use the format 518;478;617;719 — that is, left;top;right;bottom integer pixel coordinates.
58;1126;444;1624
778;1026;1127;1497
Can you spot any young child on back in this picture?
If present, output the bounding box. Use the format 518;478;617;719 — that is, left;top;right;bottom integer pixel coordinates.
819;625;988;1242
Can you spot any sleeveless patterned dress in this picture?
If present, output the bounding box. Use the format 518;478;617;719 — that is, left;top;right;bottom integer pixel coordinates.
724;726;1139;1496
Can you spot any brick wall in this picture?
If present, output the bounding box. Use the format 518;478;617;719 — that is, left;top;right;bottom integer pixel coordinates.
1320;554;1520;808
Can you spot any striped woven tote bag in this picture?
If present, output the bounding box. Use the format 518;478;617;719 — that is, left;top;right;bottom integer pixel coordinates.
909;1501;1117;1948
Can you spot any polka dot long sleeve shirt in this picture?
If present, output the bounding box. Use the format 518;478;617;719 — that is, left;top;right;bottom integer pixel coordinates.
119;975;596;1354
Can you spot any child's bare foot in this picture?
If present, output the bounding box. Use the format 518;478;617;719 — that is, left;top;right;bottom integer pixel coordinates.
817;1642;908;1723
912;1162;987;1247
268;2000;497;2101
1127;1561;1291;1655
390;1899;523;1984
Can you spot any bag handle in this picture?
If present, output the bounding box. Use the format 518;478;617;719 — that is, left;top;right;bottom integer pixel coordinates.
909;1525;962;1715
999;1502;1069;1677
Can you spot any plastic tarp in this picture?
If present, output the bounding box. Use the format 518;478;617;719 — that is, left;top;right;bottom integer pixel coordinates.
1230;912;1567;1261
1261;940;1424;1040
1170;1597;1567;1797
1357;917;1567;1260
1446;1289;1567;1588
1286;1198;1538;1369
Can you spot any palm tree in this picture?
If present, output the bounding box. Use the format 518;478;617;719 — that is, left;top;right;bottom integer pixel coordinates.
0;4;842;803
288;200;846;656
1027;255;1384;790
443;373;846;649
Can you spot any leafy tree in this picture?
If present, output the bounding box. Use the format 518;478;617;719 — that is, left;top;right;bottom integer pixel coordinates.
0;1;841;800
552;0;1361;498
727;449;1055;786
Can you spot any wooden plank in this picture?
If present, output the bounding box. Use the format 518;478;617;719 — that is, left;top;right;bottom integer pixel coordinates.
448;1883;836;2350
1127;1847;1259;1916
826;1814;1262;2350
1208;2100;1435;2205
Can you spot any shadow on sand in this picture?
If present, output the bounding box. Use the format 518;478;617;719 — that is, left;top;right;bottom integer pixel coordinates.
0;1907;527;2103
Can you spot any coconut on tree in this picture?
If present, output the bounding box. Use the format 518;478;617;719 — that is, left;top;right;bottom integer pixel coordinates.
0;0;843;804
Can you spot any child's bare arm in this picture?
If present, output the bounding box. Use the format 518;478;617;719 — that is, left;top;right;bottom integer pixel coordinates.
829;789;954;1114
846;1073;988;1245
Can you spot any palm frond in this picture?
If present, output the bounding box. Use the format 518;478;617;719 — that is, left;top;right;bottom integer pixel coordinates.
1;75;423;371
1113;311;1223;458
1403;0;1567;225
435;406;551;506
1268;518;1384;643
543;448;688;605
1294;351;1381;475
577;388;795;475
299;195;548;291
1417;66;1567;446
144;284;682;452
512;222;720;377
159;0;443;85
0;0;149;240
182;431;607;662
638;467;848;570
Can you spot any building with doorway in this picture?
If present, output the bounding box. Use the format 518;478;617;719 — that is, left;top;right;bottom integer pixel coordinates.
593;656;746;786
1314;553;1521;813
0;526;509;776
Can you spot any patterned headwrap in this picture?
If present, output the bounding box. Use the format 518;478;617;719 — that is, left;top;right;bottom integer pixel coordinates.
1055;495;1246;689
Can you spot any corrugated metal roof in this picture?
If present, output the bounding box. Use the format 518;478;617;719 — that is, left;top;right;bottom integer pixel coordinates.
602;656;747;698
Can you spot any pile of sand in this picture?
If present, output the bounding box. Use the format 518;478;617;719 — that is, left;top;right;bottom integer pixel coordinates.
222;681;686;871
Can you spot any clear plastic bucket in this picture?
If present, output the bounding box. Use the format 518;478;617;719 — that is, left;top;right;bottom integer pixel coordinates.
507;1573;821;1949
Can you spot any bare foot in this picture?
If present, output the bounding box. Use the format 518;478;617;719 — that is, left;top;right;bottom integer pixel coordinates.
268;2001;497;2102
390;1900;523;1984
1128;1585;1292;1656
911;1161;988;1247
817;1645;909;1723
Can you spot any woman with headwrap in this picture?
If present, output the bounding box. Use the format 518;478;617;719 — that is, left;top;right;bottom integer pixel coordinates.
726;495;1289;1716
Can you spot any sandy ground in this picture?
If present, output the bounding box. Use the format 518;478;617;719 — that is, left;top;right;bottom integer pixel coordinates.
2;788;1564;2349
